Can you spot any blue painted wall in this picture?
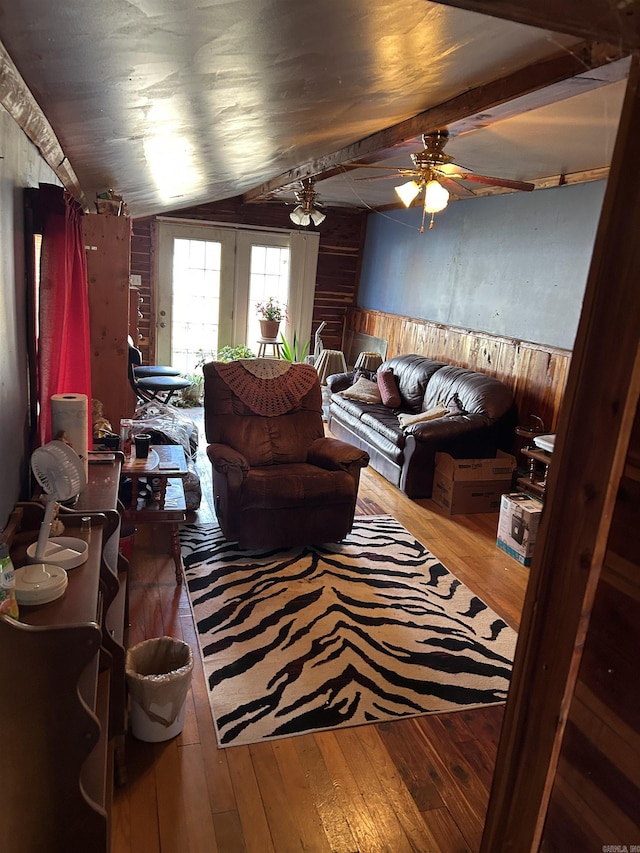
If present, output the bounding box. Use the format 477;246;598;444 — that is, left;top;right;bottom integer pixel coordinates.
358;181;606;350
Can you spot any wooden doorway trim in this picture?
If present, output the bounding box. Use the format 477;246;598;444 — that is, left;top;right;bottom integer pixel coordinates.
480;54;640;851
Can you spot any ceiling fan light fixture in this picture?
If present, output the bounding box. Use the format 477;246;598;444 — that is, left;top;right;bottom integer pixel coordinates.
289;177;326;227
395;179;421;208
424;179;449;213
290;206;311;226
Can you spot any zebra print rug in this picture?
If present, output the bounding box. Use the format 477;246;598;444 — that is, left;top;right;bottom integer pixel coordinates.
180;515;517;747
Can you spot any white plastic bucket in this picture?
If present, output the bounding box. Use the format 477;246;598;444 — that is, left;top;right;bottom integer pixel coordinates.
129;696;187;742
126;637;193;743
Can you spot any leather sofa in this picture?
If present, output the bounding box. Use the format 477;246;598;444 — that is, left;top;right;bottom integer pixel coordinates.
327;353;517;498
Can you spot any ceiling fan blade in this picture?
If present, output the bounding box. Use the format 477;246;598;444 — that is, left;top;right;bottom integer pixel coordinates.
438;162;470;176
352;173;402;182
352;169;421;182
450;172;535;192
438;177;475;198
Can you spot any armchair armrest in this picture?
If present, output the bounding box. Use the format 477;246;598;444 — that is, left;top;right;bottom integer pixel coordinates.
206;443;249;488
307;437;369;473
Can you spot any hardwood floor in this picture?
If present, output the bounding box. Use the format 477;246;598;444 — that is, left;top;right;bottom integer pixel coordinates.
111;407;529;853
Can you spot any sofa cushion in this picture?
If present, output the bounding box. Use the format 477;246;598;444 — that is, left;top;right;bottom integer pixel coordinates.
377;369;402;408
241;463;355;509
360;407;406;446
338;376;382;403
354;416;406;463
425;365;514;420
330;392;370;419
380;354;446;411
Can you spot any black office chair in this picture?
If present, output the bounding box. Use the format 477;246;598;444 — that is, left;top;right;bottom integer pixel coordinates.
128;342;191;405
127;336;180;380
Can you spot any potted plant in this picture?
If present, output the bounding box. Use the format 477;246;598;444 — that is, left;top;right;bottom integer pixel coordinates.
256;297;287;340
217;344;254;362
177;349;215;406
179;372;204;406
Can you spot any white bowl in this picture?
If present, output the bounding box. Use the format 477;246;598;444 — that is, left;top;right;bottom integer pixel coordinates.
14;563;68;605
26;537;88;570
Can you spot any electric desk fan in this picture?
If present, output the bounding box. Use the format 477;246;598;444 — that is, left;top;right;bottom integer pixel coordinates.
16;440;88;605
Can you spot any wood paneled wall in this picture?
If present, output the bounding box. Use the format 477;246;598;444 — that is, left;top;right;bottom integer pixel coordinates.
347;307;571;435
541;404;640;848
130;198;367;366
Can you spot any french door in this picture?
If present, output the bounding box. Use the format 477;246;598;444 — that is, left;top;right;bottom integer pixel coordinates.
156;223;235;372
156;220;319;372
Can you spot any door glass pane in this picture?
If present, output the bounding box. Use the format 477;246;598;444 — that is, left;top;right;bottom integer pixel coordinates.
171;238;221;372
247;244;290;346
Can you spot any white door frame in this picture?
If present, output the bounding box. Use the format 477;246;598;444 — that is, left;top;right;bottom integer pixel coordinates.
155;218;320;362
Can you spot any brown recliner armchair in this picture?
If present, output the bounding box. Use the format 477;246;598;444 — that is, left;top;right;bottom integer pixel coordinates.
203;358;369;549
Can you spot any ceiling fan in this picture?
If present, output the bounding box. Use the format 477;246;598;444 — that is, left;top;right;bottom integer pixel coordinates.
351;130;535;231
289;177;326;227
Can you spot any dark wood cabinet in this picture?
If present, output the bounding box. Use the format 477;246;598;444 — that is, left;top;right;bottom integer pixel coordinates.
0;456;126;853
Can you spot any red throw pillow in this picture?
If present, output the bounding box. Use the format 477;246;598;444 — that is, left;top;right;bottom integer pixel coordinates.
377;369;401;408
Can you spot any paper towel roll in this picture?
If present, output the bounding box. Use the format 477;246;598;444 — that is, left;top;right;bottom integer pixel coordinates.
51;393;89;479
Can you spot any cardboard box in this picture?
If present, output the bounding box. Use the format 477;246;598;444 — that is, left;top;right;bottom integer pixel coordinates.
434;449;516;483
432;474;506;514
496;492;543;566
431;450;517;515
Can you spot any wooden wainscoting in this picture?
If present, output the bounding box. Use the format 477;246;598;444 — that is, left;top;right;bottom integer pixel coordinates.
346;308;571;435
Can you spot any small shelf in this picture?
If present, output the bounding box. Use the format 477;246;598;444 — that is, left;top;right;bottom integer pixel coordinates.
517;445;552;500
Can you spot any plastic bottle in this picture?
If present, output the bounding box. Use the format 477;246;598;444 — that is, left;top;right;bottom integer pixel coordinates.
119;418;133;457
0;542;19;620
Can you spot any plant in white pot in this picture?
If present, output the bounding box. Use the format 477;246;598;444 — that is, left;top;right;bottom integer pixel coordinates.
256;297;287;340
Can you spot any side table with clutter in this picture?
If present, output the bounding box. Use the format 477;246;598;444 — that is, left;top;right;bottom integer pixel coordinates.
93;396;202;514
92;396;202;578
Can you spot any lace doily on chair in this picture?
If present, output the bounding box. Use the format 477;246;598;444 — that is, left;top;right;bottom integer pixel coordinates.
216;359;318;416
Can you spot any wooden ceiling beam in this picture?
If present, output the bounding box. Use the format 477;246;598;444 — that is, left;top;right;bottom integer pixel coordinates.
244;41;627;201
428;0;640;51
0;40;87;209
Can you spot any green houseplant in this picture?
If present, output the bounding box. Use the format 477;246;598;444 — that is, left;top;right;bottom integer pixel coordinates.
279;332;309;363
217;344;254;362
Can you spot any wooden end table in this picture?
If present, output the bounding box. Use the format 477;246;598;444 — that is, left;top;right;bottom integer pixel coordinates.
121;444;188;584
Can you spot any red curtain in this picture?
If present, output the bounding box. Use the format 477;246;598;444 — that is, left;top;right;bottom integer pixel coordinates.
38;184;92;445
